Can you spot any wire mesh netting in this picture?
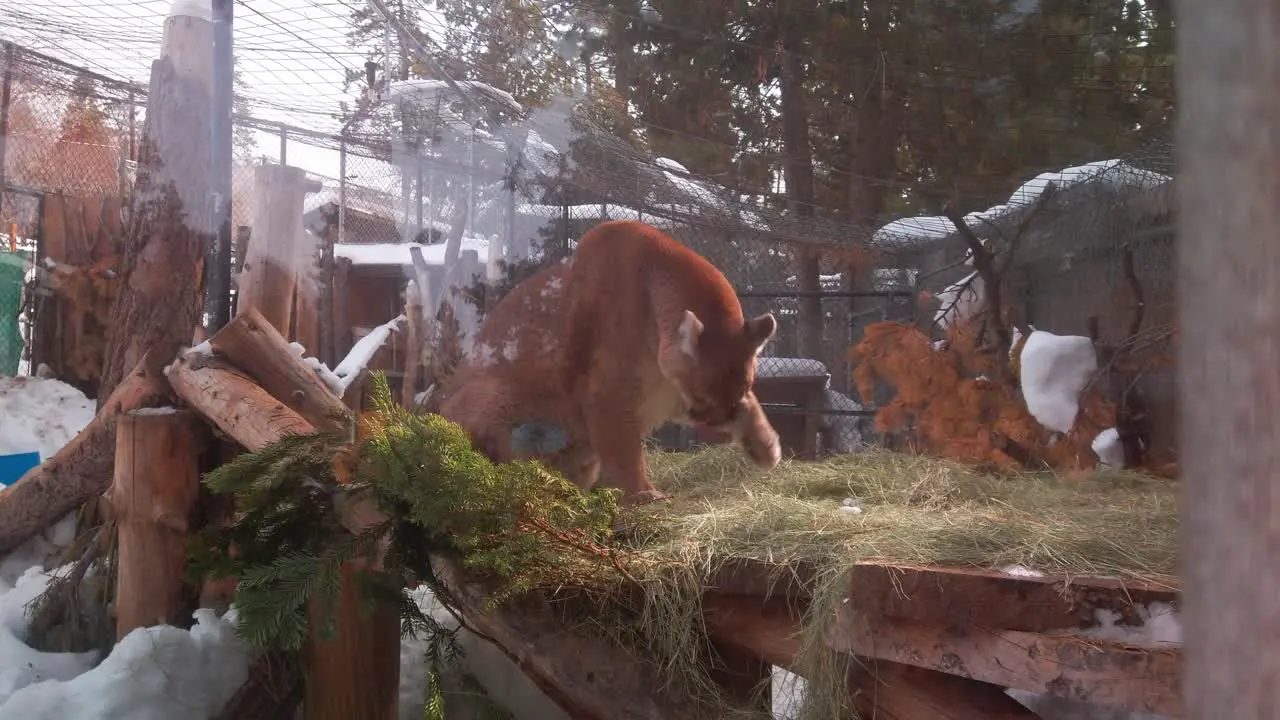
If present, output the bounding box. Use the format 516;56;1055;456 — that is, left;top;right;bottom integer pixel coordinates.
0;0;1177;456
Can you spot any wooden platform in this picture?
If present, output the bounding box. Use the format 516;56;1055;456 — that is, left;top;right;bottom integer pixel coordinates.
699;560;1181;719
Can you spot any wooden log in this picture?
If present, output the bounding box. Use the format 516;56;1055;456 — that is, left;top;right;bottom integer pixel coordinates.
434;558;705;720
843;563;1179;633
99;56;211;404
166;351;316;451
206;308;353;432
109;407;206;640
826;603;1182;716
0;344;176;554
293;220;323;357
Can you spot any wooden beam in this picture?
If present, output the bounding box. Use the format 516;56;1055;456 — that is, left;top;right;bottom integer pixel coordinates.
844;563;1179;633
827;603;1182;717
847;660;1041;720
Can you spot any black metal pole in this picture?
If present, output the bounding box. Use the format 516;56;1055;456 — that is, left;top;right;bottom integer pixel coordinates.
207;0;234;333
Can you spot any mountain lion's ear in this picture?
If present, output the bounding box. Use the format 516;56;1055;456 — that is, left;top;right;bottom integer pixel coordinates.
678;310;704;359
745;313;777;355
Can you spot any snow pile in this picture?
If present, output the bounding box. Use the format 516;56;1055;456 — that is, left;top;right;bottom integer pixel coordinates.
0;377;95;460
0;566;99;707
333;239;490;268
0;604;250;719
0;375;250;719
0;515;76;589
1017;331;1098;434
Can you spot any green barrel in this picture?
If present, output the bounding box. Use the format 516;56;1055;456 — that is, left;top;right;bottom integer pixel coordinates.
0;252;28;376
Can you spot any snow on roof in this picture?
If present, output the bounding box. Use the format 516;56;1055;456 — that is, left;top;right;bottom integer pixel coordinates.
334;237;491;267
757;357;831;379
390;79;523;116
514;203;679;229
872;158;1172;248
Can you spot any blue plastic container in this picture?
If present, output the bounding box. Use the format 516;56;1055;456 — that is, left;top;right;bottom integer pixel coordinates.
0;451;41;488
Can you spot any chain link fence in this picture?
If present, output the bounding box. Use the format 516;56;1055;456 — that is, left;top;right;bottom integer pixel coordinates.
0;22;1177;458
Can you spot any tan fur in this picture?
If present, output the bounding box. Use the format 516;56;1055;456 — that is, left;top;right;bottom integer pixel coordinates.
439;220;781;505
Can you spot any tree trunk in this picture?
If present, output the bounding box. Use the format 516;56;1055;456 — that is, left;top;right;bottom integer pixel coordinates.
778;12;822;358
0;343;178;554
110;407;207;640
1179;0;1280;715
99;57;211;404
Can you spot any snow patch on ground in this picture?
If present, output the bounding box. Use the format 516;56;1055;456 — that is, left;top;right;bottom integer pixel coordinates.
0;377;95;460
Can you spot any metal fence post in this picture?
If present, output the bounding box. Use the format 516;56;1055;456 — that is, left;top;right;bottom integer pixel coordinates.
338;136;346;244
207;0;235;333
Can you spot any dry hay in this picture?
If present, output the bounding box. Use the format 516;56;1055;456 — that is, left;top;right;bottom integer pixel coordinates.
630;444;1177;583
603;444;1178;718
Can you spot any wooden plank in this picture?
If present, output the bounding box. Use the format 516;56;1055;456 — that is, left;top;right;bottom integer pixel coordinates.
847;661;1041;720
702;592;1037;719
846;563;1179;633
826;603;1182;717
705;558;818;600
706;640;771;710
702;593;806;670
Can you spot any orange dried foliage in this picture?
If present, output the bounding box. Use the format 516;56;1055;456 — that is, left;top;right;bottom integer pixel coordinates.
850;320;1117;472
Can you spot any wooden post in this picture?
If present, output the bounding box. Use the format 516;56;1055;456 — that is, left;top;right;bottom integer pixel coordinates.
110;407;206;640
236;164;322;332
302;558;401;720
1179;0;1280;715
333;257;353;363
401;279;424;407
303;375;401;720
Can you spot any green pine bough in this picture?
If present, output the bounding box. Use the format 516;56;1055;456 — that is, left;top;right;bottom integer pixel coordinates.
186;373;626;712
